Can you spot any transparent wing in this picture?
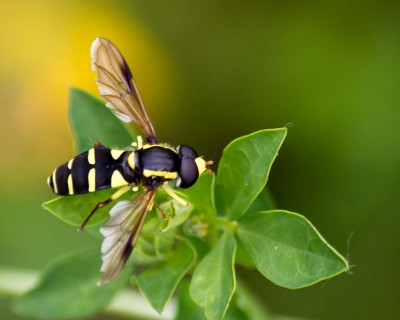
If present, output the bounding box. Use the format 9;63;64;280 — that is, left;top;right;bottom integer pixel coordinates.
91;37;157;140
98;189;156;285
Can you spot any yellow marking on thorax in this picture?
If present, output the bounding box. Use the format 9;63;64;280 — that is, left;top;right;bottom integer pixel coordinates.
111;170;128;188
88;148;95;165
47;176;50;186
127;152;135;169
143;169;178;180
111;149;125;160
67;174;74;195
88;168;96;192
68;158;74;170
52;168;58;193
142;143;177;153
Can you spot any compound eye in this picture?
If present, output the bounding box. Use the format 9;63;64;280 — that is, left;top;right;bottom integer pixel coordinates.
178;158;199;188
178;145;198;159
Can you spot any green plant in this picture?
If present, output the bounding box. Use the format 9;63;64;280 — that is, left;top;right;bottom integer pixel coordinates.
13;88;349;320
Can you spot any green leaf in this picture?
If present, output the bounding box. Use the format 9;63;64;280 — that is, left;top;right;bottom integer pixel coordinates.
181;173;216;218
238;210;349;289
176;281;206;320
159;199;194;232
135;241;196;313
246;188;276;214
43;189;133;227
176;281;253;320
214;128;287;221
68;88;134;153
224;294;250;320
154;232;175;258
234;280;272;320
12;251;131;318
238;188;276;269
183;237;210;262
190;232;237;320
235;236;255;269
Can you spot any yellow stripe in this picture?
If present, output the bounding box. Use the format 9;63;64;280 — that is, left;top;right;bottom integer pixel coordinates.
142;143;177;153
47;176;50;186
143;169;178;179
88;168;96;192
111;149;125;160
127;152;135;169
68;158;74;169
111;170;128;188
52;168;58;193
88;148;95;165
67;174;74;195
165;172;178;179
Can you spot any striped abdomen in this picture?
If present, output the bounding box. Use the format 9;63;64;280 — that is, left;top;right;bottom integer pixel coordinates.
48;146;139;195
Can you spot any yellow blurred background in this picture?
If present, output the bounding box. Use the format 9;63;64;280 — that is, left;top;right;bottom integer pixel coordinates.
0;0;175;190
1;1;399;319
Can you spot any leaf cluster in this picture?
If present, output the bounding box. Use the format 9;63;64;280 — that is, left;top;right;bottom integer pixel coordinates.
14;89;349;320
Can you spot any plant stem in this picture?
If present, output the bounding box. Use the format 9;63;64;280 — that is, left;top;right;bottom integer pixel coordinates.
0;268;175;320
214;218;238;233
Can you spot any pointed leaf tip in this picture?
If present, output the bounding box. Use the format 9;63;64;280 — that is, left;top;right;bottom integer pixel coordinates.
238;210;349;289
214;128;287;221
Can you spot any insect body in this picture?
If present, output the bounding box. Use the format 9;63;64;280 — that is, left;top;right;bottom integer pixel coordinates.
47;38;212;285
48;145;138;195
48;142;205;195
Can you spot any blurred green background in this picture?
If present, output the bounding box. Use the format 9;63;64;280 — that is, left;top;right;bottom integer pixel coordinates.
0;1;399;319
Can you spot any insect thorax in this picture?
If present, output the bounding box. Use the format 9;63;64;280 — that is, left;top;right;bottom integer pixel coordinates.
133;145;180;179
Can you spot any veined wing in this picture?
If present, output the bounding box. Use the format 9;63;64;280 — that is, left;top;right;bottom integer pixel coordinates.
98;188;156;285
91;37;157;141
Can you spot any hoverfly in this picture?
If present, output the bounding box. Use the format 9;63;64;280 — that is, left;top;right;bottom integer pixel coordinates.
47;38;213;285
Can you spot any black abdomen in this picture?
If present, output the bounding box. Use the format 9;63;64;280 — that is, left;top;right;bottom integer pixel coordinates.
48;146;139;195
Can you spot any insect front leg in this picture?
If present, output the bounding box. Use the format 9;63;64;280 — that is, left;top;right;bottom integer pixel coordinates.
163;183;189;206
77;185;132;232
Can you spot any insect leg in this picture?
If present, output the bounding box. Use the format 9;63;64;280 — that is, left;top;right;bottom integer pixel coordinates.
154;202;168;220
77;185;132;232
163;184;188;206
